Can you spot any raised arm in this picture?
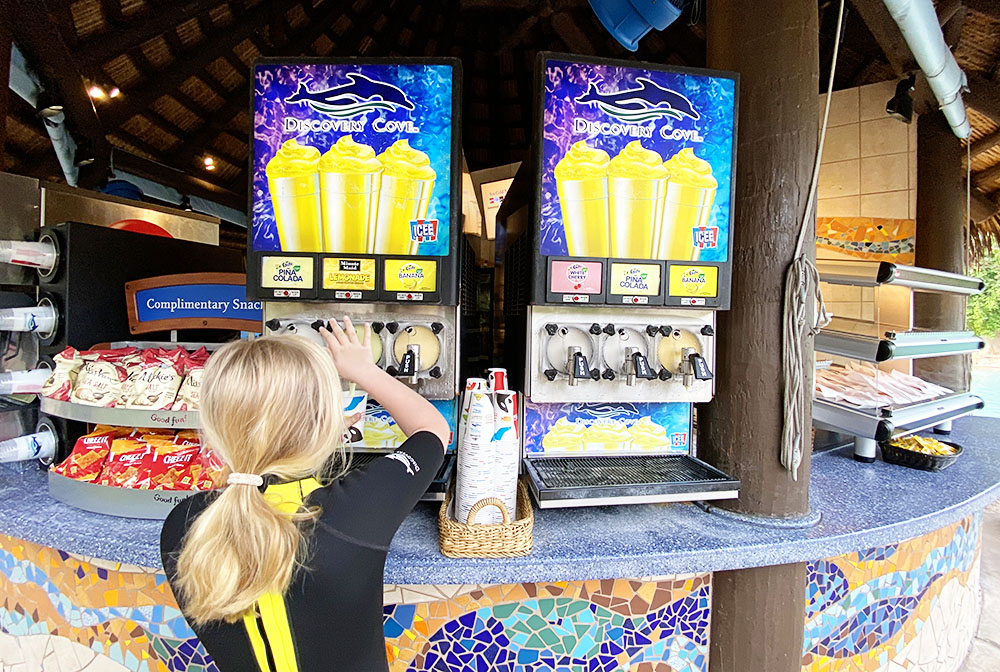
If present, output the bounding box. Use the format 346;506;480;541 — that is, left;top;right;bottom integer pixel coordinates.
319;316;450;451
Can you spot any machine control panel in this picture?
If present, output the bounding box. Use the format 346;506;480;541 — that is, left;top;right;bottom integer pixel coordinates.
526;305;716;404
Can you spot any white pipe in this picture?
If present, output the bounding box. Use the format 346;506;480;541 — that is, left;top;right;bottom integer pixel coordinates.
883;0;971;138
0;369;52;396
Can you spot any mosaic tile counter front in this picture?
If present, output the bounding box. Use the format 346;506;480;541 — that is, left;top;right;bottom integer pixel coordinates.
0;516;981;671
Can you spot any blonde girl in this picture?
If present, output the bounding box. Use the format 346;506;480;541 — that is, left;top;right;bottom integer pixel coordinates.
160;317;449;672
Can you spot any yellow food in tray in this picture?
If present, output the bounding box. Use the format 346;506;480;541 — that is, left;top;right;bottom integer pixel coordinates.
889;435;958;456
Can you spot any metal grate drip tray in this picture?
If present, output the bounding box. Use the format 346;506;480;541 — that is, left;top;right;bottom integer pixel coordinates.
524;454;740;508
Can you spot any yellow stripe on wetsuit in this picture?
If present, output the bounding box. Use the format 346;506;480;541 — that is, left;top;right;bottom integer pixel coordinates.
242;478;324;672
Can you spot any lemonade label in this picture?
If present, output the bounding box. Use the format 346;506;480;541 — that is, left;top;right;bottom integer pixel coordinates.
668;265;719;297
323;258;375;291
609;263;661;296
261;257;314;289
384;259;437;292
550;260;602;294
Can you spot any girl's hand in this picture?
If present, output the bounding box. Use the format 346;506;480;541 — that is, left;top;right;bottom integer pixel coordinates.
319;316;378;385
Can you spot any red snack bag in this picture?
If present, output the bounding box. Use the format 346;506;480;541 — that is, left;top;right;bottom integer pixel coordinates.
149;446;201;490
194;447;225;490
188;347;211;365
95;439;153;488
175;429;202;446
50;427;116;481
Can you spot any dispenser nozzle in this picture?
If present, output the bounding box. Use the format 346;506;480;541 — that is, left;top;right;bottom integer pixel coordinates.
398;344;420;384
567;346;590;387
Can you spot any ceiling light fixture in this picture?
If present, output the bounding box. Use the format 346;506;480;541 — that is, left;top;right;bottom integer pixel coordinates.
886;74;916;124
88;86;106;100
109;87;121;99
203;156;214;167
35;90;65;119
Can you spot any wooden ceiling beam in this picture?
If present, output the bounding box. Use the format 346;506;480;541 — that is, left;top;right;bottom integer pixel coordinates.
74;0;223;67
973;163;1000;191
101;0;298;128
0;13;10;153
98;0;124;26
964;72;1000;124
941;6;966;50
971;189;999;222
848;0;917;76
964;0;1000;20
936;0;964;25
971;129;1000;159
11;0;112;188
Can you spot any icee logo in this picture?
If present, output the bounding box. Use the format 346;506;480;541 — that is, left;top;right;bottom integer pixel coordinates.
692;225;719;250
410;219;439;243
575;78;700;123
285;73;414;117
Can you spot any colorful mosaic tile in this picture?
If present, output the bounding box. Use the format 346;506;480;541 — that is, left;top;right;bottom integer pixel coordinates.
383;576;712;672
817;217;916;264
802;515;982;672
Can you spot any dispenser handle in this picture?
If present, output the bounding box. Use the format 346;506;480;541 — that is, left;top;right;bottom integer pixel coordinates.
632;352;656;380
689;353;714;380
572;352;591;380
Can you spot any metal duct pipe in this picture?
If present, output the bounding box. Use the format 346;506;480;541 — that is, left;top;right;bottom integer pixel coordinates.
7;44;80;185
882;0;971;138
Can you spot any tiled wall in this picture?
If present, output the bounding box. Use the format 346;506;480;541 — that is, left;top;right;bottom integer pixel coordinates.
803;514;981;672
817;81;917;221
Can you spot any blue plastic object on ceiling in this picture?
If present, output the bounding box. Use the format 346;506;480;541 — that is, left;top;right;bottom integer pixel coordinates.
588;0;686;52
101;179;144;202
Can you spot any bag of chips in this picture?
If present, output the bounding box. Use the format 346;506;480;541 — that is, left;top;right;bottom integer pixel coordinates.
194;447;225;490
70;351;133;407
171;366;204;411
95;439;153;488
40;347;87;401
148;446;201;490
121;350;185;410
50;426;116;481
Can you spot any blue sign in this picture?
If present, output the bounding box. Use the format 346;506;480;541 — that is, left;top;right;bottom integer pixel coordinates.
136;284;263;323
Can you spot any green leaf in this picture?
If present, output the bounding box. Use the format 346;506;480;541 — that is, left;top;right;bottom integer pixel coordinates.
292;265;301;272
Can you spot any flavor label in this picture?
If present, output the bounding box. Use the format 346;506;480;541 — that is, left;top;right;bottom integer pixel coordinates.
609;263;661;296
668;265;719;297
523;401;690;456
384;259;437;292
261;257;315;289
550;260;603;294
539;57;735;264
323;257;375;291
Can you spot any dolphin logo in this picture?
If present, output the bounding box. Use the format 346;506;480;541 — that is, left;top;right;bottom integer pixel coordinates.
575;78;700;122
285;73;415;117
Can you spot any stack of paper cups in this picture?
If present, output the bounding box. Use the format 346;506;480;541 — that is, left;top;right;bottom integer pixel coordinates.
457;378;487;447
491;390;519;522
455;391;496;524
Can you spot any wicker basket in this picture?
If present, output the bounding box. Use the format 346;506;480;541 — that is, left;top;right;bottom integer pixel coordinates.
439;479;534;558
880;439;963;472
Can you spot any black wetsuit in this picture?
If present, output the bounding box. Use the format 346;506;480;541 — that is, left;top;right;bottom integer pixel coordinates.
160;432;443;672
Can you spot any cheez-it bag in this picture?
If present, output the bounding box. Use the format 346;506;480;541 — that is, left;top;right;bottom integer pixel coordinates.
50;427;116;481
95;440;153;489
149;447;201;490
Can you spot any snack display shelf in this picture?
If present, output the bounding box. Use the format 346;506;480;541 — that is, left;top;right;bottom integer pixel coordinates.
812;392;984;442
39;398;200;429
817;260;985;295
814;329;984;362
47;472;198;520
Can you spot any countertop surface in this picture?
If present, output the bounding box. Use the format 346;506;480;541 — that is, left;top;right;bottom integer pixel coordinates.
1;416;998;583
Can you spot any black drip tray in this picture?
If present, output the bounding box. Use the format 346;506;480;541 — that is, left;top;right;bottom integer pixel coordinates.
524;454;740;508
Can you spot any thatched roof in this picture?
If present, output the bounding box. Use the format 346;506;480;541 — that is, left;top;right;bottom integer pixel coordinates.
3;0;1000;254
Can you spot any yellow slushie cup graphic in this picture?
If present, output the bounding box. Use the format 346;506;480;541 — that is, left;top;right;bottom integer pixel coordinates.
371;140;436;255
608;141;668;259
266;139;323;252
555;141;610;257
320;136;382;254
659;148;717;261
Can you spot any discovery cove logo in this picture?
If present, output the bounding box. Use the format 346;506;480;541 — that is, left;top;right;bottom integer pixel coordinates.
572;78;704;141
283;74;419;133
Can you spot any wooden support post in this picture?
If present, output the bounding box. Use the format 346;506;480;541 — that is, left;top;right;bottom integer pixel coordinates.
0;7;11;159
913;114;971;392
702;0;818;669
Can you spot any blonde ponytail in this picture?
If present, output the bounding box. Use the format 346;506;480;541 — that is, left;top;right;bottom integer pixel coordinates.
174;336;346;625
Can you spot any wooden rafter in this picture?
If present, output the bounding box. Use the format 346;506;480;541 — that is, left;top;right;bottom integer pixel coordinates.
971;189;1000;222
942;6;966;50
74;0;225;67
964;0;1000;20
849;0;917;76
965;72;1000;124
974;163;1000;191
101;0;299;129
0;11;10;153
971;129;1000;158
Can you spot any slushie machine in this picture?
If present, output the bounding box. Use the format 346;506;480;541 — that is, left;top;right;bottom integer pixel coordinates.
501;53;741;507
246;59;463;499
